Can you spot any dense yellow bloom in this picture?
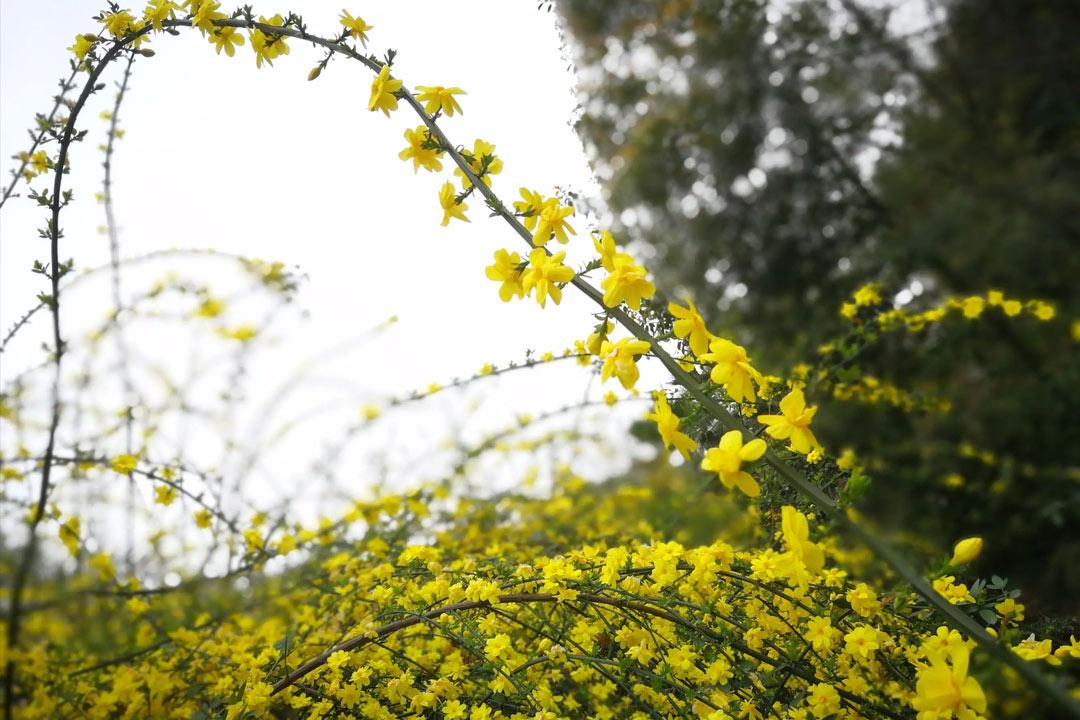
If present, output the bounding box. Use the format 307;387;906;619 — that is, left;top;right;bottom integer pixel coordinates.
532;200;577;246
601;254;655;311
805;683;841;719
101;10;140;38
369;64;403;115
485;249;525;302
250;15;290;68
949;536;982;566
758;388;820;454
438;181;469;226
912;645;986;720
781;506;824;574
700;430;767;497
645;394;697;460
668;300;712;356
699;338;762;403
853;283;881;306
339;10;373;46
398;126;443;173
455;139;503;188
415;85;466;116
521;249;574;308
846;582;882;618
804;616;839;651
599;338;651;390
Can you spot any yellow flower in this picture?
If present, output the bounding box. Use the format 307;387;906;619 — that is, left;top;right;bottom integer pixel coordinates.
843;624;880;659
339;9;373;46
368;64;403;115
89;552;116;581
699;338;762;403
781;506;824;574
143;0;180;31
700;430;767;497
68;34;95;60
250;15;290;68
399;126;443;173
111;454;139;474
668;300;712;357
415;85;466;117
599;338;651;390
932;576;975;605
190;0;224;34
758;388;821;455
593;230;619;272
455;139;503;188
645;394;697;460
949;537;982;566
532;200;577;246
804;617;838;651
601;254;655;311
853;284;881;306
438;181;469;226
194;509;213;528
58;516;81;557
154;485;178;506
805;684;841;719
514;188;550;230
484;249;525;302
912;645;986;719
521;249;574;308
210;26;245;57
994;597;1025;623
846;583;881;618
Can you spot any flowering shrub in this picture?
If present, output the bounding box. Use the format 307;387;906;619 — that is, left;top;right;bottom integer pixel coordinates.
1;4;1078;720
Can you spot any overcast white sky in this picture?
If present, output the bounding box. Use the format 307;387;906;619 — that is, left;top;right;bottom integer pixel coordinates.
1;1;670;558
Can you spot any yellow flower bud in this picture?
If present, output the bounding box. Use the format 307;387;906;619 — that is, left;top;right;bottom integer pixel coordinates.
949;537;983;566
308;65;322;81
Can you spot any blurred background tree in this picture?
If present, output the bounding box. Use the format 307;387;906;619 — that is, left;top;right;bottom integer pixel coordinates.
558;0;1080;610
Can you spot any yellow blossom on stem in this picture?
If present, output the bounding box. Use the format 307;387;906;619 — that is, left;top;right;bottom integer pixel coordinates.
514;188;549;230
521;249;574;308
111;453;138;474
601;254;655;311
932;576;975;605
415;85;466;116
484;249;525;302
700;430;767;497
699;338;763;403
668;300;712;357
368;63;403;115
154;485;178;506
645;394;697;460
599;338;651;390
438;181;469;226
805;683;841;719
455;139;503;188
339;10;373;46
758;387;821;454
210;26;245;57
143;0;180;31
912;645;986;720
399;126;443;173
190;0;224;34
844;624;880;659
250;15;290;68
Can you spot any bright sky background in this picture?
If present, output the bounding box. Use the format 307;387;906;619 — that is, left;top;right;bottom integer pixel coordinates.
1;1;669;562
